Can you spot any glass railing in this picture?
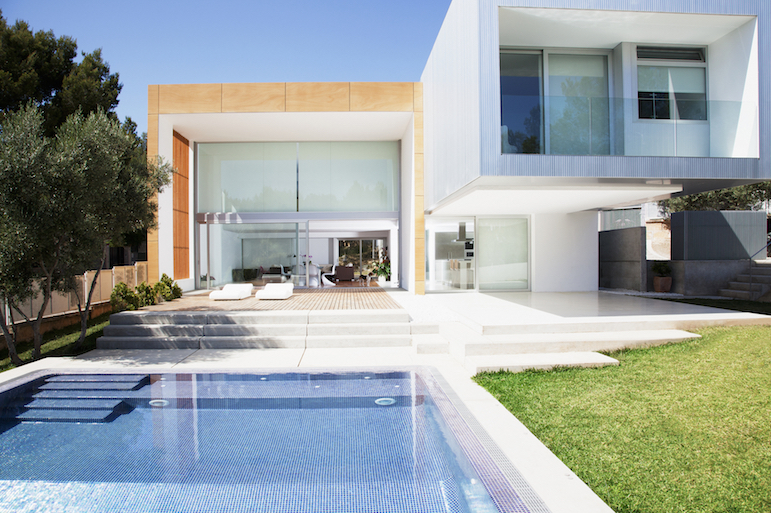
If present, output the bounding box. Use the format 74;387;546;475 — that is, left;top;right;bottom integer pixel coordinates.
500;96;758;158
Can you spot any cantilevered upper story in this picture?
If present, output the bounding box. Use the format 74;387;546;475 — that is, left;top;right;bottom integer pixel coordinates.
422;0;768;216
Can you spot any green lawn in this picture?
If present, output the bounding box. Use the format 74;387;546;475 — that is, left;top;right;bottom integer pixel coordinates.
474;326;771;513
0;313;110;372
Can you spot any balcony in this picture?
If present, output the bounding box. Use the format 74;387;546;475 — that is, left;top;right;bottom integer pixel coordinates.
501;96;758;158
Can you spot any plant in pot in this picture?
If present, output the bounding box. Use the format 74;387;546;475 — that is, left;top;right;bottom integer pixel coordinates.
373;261;391;286
651;261;672;293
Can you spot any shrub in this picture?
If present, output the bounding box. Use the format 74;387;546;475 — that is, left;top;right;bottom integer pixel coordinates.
155;273;183;301
135;282;157;307
110;282;139;312
652;261;672;277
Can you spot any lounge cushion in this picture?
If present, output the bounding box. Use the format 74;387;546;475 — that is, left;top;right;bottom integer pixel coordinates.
255;282;294;300
209;283;254;300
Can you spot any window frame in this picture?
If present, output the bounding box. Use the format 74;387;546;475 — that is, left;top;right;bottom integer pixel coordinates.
634;45;709;123
500;47;615;155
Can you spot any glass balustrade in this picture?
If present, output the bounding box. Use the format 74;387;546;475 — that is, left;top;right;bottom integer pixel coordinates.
501;96;757;158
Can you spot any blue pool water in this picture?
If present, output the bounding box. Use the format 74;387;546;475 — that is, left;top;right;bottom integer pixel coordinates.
0;370;539;513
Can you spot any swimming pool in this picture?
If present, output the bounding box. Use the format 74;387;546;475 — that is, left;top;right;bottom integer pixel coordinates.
0;369;548;512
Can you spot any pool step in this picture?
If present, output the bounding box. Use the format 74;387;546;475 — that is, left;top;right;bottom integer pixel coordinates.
1;374;148;424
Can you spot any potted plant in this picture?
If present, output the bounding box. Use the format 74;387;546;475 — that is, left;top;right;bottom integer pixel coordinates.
651;261;672;293
373;261;391;286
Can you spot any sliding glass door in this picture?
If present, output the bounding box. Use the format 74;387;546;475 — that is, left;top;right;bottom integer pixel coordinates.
338;239;385;276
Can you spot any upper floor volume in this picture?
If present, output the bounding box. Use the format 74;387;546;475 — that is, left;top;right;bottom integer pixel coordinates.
498;6;760;160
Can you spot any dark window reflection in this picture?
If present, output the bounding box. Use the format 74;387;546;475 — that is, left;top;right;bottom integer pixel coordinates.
500;53;543;154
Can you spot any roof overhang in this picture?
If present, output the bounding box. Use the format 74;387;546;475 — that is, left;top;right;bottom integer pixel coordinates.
161;111;414;143
499;8;755;49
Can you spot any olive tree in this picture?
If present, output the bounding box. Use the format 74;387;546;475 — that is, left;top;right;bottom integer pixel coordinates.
0;104;171;362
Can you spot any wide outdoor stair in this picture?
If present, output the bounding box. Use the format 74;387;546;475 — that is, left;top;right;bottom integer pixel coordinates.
719;262;771;300
0;374;147;423
439;322;701;374
98;310;414;350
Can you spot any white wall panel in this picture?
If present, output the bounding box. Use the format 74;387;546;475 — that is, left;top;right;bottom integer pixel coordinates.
531;212;598;292
400;122;415;291
157;115;175;281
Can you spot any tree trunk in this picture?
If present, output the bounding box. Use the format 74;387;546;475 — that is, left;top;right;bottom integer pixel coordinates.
0;303;24;366
75;261;103;349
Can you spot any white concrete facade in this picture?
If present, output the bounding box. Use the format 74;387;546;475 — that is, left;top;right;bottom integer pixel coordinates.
421;0;768;293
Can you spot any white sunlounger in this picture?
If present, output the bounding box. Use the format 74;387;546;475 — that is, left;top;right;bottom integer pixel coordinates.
255;282;294;300
209;283;254;300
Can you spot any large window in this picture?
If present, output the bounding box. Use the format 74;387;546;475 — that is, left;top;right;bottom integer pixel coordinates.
501;51;610;155
637;47;707;121
197;142;398;214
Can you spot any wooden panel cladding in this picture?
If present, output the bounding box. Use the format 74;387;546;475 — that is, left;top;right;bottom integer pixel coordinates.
350;82;414;112
147;237;159;284
222;83;286;112
413;83;423;112
414;112;424;155
172;131;190;280
286;82;350;112
159;84;222;114
146;115;159;158
148;85;159;115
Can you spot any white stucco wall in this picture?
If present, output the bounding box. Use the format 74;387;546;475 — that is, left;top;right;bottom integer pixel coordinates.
531;212;599;292
157;115;175;283
400;119;415;292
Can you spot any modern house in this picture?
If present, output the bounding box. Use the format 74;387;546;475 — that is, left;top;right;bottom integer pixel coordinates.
147;0;768;295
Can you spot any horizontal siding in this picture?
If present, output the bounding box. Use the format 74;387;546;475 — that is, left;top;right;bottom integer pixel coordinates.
476;0;771;180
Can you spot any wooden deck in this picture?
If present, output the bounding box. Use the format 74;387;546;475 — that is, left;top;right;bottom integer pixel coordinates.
144;287;403;311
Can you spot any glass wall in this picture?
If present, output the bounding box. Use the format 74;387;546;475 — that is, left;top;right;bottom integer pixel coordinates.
198;223;302;288
500;53;543;154
548;54;610;155
425;219;476;291
197;142;398;214
476;218;529;290
425;217;529;292
338;239;385;276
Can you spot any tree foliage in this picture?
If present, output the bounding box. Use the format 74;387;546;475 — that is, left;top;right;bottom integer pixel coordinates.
658;183;771;216
0;105;171;363
0;10;121;135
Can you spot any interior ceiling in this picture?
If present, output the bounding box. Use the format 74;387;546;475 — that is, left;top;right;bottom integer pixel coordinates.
165;112;413;143
499;8;755;48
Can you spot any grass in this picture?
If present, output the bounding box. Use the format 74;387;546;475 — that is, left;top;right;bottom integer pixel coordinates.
474;326;771;513
0;313;110;372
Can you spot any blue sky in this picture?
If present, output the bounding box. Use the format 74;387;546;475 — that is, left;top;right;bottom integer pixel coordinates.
2;0;452;135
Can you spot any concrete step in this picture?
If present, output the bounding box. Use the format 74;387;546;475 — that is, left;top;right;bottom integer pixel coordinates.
306;323;410;336
719;289;757;300
203;324;307;337
412;334;450;354
305;334;412;348
410;323;441;335
200;336;306;349
735;274;771;284
308;310;411;324
96;337;200;350
103;325;205;337
465;352;619;374
207;312;308;325
110;312;208;325
460;329;700;356
725;281;765;292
